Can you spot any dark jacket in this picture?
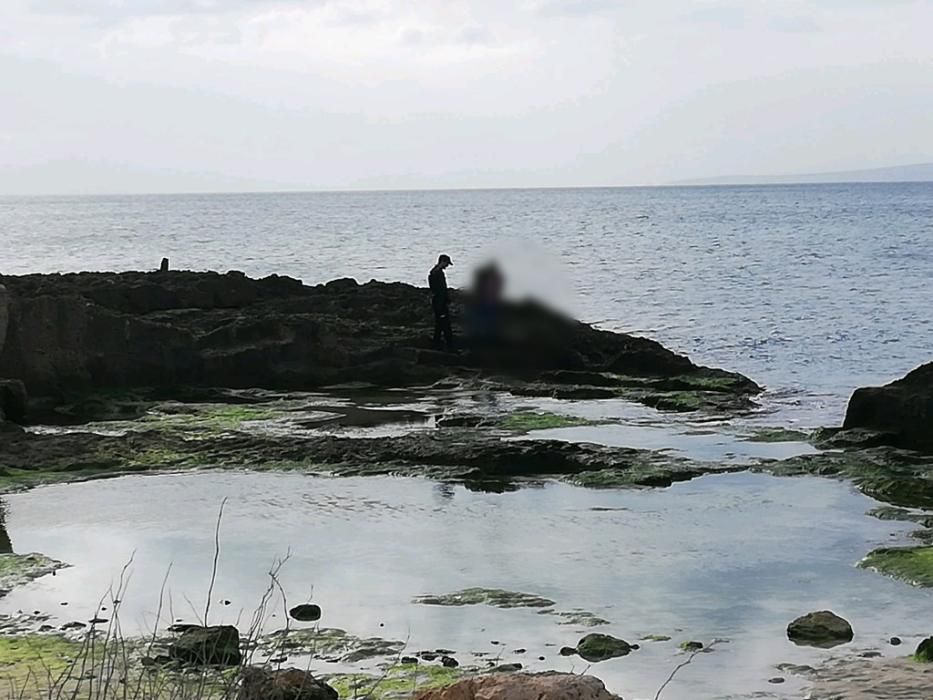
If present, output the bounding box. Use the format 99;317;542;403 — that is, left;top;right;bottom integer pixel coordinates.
429;266;449;306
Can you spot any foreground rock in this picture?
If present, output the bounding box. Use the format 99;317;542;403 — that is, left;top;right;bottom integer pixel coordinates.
0;270;758;414
414;672;623;700
239;667;337;700
916;637;933;663
168;625;242;666
802;654;933;700
844;363;933;453
787;611;853;648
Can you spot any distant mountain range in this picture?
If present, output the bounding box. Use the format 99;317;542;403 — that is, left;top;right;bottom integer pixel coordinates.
675;162;933;186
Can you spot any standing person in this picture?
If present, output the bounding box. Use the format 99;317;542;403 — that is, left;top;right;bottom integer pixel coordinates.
429;254;454;350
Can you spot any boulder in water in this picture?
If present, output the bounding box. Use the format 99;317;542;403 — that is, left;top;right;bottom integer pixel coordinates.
413;672;623;700
787;611;853;648
844;362;933;453
575;633;636;662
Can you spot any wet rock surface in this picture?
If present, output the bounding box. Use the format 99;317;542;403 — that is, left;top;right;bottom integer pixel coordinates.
844;362;933;453
786;611;853;648
413;672;624;700
0;553;66;597
168;624;242;666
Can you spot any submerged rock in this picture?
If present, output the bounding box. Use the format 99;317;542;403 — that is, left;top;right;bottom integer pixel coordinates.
239;667;337;700
575;633;636;662
786;611;853;648
413;672;623;700
168;625;242;666
844;362;933;453
414;588;555;609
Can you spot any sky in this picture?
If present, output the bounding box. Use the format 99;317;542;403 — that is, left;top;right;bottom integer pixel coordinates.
2;0;932;194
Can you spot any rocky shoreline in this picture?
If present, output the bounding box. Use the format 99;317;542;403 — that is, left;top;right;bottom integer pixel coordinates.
2;269;933;699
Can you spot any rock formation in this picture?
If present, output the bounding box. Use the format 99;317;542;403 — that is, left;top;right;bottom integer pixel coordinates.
844;363;933;453
0;270;759;409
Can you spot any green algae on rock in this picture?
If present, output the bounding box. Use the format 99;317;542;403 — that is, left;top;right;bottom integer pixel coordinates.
915;637;933;663
498;411;589;432
325;662;462;700
0;553;66;595
414;588;555;609
742;428;812;443
859;546;933;587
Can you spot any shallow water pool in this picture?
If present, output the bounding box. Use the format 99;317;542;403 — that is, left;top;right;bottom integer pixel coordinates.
1;471;931;699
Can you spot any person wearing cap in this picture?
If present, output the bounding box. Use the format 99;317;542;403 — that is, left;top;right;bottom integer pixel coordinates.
429;254;454;350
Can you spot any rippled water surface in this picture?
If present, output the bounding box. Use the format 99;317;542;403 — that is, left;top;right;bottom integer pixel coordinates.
3;183;932;425
2;472;930;699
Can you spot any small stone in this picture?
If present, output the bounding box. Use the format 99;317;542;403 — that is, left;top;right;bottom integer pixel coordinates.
890;637;902;646
860;651;882;658
441;656;459;668
223;600;231;606
420;652;438;662
401;656;418;665
513;648;526;654
680;641;704;652
768;677;785;684
559;646;577;657
89;617;108;625
270;656;288;664
538;656;546;661
288;604;322;622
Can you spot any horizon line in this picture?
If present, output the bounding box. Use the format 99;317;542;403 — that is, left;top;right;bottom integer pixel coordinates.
3;177;933;199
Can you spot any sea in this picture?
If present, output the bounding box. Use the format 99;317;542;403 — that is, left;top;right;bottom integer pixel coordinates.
3;182;931;427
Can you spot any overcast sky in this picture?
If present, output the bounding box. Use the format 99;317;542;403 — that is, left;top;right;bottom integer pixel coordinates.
2;0;932;194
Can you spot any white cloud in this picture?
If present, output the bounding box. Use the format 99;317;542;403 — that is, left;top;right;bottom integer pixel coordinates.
1;0;931;193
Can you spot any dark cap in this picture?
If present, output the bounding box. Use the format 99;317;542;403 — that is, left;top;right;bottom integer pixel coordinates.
438;254;453;265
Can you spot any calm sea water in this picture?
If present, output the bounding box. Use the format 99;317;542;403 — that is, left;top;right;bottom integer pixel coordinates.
3;183;932;425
